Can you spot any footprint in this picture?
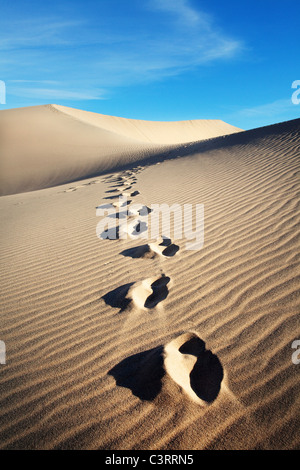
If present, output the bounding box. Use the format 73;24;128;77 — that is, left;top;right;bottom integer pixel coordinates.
144;276;170;308
116;184;133;192
99;225;120;240
164;332;224;405
132;220;148;236
128;204;152;217
120;237;179;259
102;175;116;181
102;275;171;312
119;216;148;239
113;199;132;209
120;244;157;260
150;237;180;257
108;332;223;404
64;188;77;192
128;275;170;310
108;210;129;220
105;189;120;194
120;189;139;197
96;203;114;210
110;176;125;183
104;194;123;200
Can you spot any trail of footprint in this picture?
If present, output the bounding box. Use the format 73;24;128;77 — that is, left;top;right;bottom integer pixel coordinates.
97;167;145;241
99;166;184;399
64;179;101;192
100;166;229;410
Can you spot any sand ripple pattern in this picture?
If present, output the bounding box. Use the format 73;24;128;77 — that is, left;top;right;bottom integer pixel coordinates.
0;119;299;449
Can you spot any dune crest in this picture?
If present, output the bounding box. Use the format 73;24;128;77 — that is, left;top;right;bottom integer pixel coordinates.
52;104;242;144
0;104;241;196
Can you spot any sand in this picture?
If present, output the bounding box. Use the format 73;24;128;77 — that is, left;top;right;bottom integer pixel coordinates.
0;104;241;196
0;106;299;450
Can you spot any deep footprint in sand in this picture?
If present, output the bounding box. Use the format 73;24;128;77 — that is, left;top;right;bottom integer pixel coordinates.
127;204;152;217
120;237;179;259
164;332;224;405
152;237;180;257
118;215;148;239
64;187;77;192
144;276;170;308
102;275;171;312
113;199;132;209
129;275;170;310
108;332;223;403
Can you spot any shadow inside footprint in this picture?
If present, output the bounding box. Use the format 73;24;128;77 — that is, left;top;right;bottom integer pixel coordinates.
144;275;170;309
108;346;165;401
103;194;122;200
132;221;148;236
105;189;120;194
120;245;156;259
110;176;124;183
99;225;120;240
108;210;128;219
138;206;152;216
162;244;179;256
159;238;179;256
159;238;180;257
119;199;132;208
179;336;223;403
102;283;134;311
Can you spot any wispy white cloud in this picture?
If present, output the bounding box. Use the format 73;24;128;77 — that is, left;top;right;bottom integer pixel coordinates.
90;0;243;87
10;79;58;84
238;99;293;117
0;0;243;104
225;98;299;129
9;86;106;101
0;19;83;50
147;0;242;61
150;0;204;27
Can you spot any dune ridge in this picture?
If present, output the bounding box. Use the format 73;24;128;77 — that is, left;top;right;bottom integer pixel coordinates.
0;113;299;450
0;104;241;196
52;104;242;144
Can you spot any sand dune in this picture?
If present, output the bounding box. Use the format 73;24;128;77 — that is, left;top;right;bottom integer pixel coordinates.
0;111;299;450
0;104;241;196
53;104;242;144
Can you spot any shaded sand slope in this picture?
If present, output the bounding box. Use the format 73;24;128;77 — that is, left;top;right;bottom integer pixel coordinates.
0;104;241;196
0;118;299;450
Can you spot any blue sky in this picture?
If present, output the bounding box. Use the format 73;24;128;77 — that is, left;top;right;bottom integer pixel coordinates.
0;0;299;129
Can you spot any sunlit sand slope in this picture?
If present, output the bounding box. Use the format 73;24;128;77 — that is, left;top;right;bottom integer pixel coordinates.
0;118;299;450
